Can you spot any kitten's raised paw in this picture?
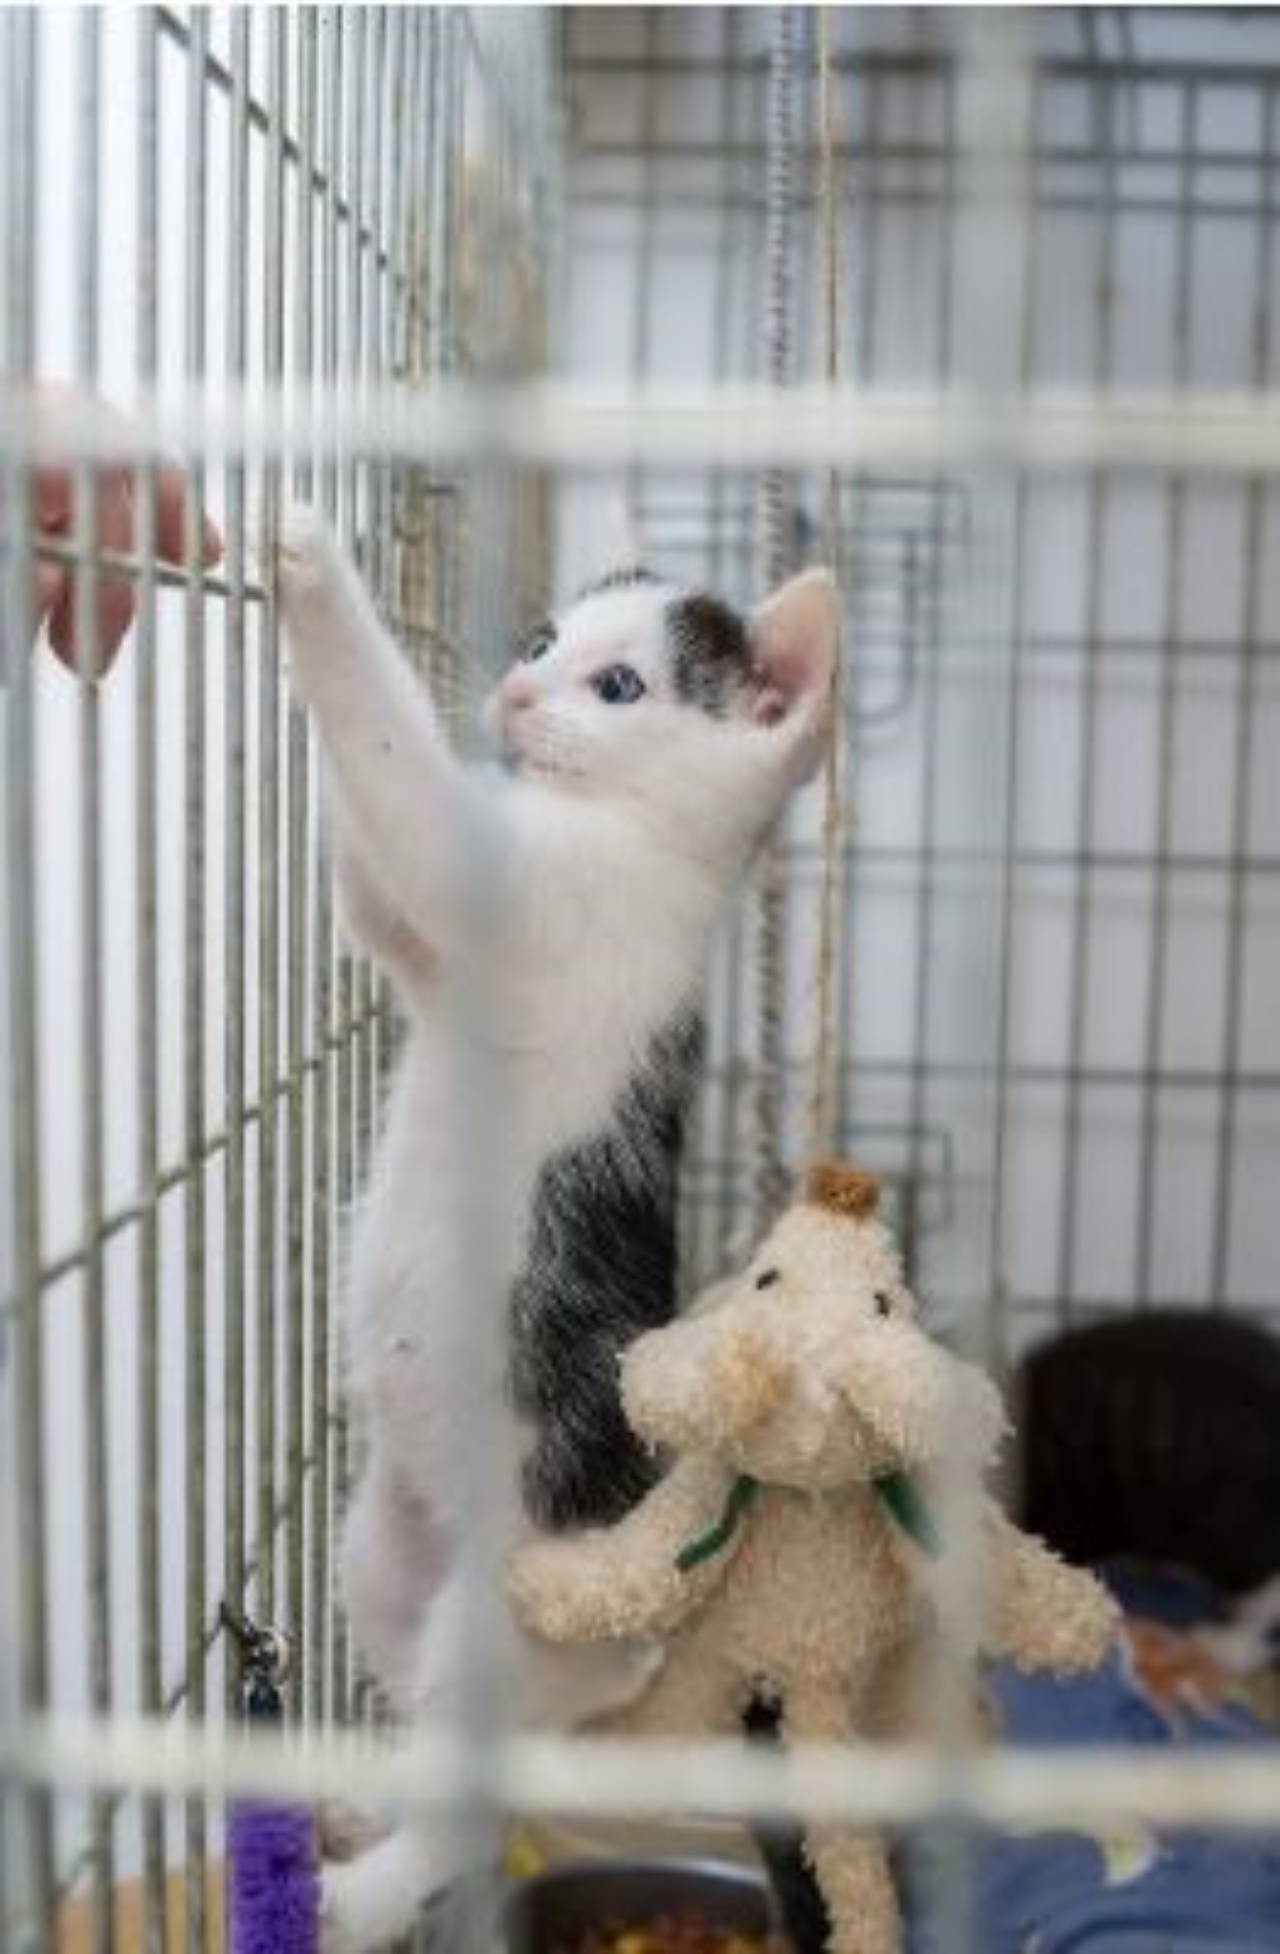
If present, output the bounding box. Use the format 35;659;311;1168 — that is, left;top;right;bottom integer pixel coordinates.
277;503;343;590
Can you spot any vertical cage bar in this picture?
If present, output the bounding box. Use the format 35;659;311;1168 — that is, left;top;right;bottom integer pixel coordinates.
983;68;1041;1356
1056;71;1120;1315
284;2;318;1708
898;63;958;1278
133;15;167;1945
181;12;211;1946
343;8;368;556
927;19;1033;1952
291;1;330;1728
340;0;369;1729
626;6;661;529
71;11;116;1945
222;4;252;1713
322;3;355;1724
836;58;866;1157
0;27;12;1934
367;7;390;599
439;10;466;668
1135;80;1197;1306
321;6;342;528
256;6;288;1629
1209;86;1276;1301
346;12;382;1471
2;12;56;1944
370;0;400;1148
706;6;748;1279
363;9;396;1213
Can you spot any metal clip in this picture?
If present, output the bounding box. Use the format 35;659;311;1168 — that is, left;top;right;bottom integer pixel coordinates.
220;1601;295;1725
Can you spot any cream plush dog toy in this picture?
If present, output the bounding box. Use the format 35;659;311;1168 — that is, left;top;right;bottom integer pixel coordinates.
508;1163;1118;1954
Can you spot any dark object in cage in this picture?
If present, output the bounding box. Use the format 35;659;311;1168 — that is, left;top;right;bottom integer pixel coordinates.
504;1858;784;1954
1016;1311;1280;1597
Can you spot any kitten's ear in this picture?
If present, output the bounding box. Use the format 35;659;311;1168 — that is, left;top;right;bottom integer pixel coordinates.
749;568;840;781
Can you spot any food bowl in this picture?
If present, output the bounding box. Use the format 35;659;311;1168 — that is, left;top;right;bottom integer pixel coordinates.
504;1856;784;1952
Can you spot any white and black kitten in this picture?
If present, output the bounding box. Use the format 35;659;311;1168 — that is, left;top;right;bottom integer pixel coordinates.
276;512;838;1951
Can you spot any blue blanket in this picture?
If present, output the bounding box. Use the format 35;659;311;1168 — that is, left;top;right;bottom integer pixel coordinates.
904;1605;1280;1952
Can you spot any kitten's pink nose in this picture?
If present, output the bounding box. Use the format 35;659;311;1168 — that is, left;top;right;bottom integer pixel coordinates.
500;668;539;712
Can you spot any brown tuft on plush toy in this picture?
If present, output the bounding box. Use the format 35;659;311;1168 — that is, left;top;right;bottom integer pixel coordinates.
805;1158;881;1221
508;1162;1119;1954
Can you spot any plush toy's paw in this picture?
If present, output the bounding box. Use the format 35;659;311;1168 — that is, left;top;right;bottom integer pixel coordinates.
1025;1564;1121;1675
508;1536;615;1644
1058;1572;1122;1671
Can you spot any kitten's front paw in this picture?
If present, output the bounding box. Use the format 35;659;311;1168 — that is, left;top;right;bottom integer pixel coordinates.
317;1798;392;1865
320;1834;434;1953
318;1877;365;1954
277;504;346;609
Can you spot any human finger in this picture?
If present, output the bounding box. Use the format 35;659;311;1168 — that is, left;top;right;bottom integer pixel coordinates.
45;470;137;671
153;462;223;567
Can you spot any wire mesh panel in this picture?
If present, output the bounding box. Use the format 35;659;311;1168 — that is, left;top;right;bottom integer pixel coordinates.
564;6;1280;1342
0;8;552;1949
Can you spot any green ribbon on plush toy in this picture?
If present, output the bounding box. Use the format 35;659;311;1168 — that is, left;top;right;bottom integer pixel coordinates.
872;1469;941;1556
675;1474;761;1572
674;1469;939;1572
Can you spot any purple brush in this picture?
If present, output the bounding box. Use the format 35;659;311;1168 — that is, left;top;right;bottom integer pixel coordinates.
222;1605;320;1954
229;1801;319;1954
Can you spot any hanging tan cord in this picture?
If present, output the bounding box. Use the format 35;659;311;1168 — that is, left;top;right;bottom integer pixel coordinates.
753;6;797;1232
806;5;850;1163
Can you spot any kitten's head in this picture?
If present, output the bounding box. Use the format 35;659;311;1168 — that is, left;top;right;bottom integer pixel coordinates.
482;565;839;857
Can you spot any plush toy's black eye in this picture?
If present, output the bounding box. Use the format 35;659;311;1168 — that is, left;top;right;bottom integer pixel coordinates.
755;1268;781;1291
592;663;646;705
521;625;555;663
874;1291;893;1317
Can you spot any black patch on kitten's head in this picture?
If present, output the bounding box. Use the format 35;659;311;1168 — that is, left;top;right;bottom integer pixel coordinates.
665;591;752;716
576;565;664;601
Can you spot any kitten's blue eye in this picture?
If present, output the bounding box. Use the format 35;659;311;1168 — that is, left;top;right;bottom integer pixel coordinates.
592;664;646;705
522;627;555;664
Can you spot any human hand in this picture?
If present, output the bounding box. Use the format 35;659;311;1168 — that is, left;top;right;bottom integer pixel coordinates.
25;385;222;672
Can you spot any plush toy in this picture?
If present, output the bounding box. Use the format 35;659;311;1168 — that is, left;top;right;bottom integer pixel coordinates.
508;1163;1119;1954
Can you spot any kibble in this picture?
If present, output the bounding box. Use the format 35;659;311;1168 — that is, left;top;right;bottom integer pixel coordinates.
552;1915;784;1954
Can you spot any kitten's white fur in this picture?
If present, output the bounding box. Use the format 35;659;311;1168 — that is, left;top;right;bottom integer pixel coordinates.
275;512;838;1951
